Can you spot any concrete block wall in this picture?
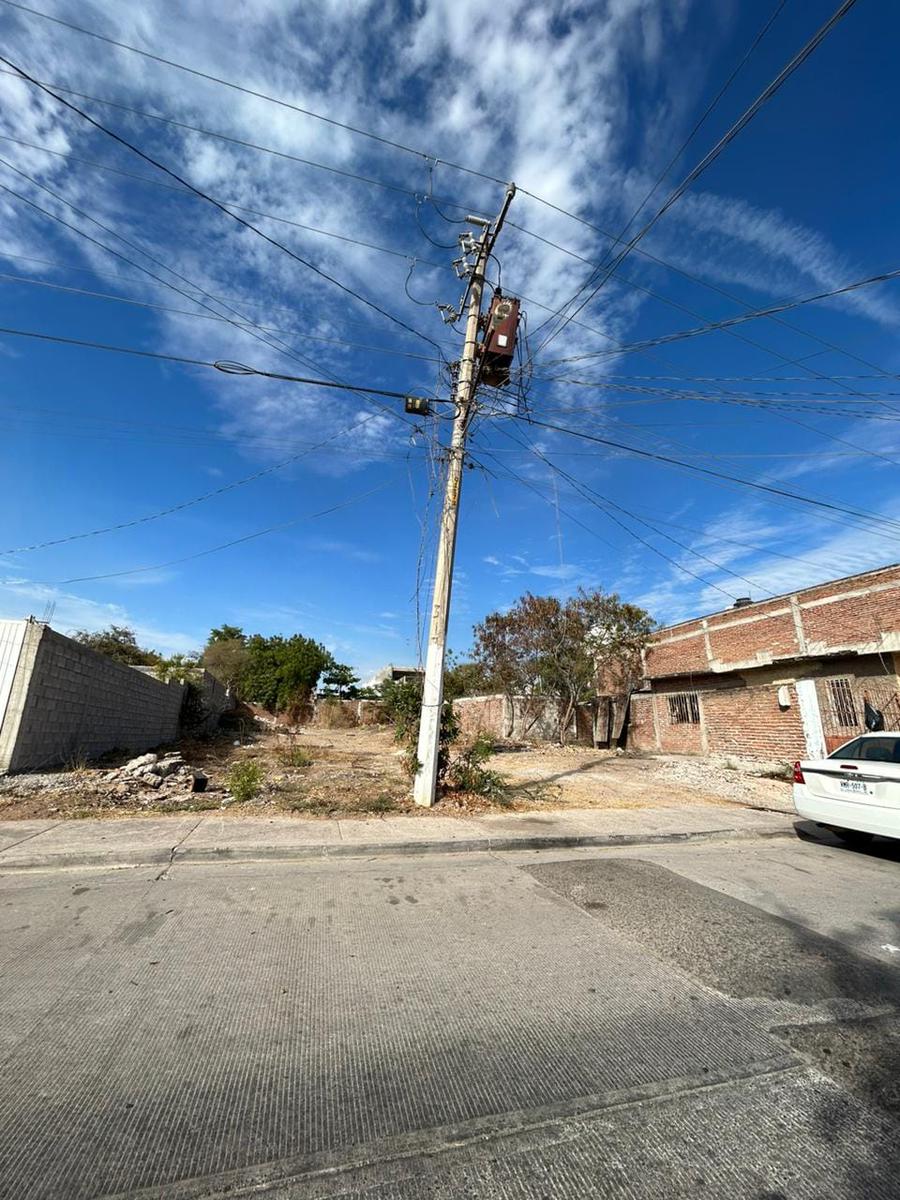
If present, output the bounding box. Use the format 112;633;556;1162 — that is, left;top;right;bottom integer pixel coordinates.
0;624;185;772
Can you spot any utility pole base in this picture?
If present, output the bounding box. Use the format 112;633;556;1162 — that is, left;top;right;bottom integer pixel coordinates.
413;640;444;807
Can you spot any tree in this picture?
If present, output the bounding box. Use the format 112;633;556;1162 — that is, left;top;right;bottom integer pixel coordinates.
240;633;331;712
443;656;488;701
321;661;360;699
71;625;160;667
208;624;244;643
201;627;248;692
472;589;654;744
154;651;201;683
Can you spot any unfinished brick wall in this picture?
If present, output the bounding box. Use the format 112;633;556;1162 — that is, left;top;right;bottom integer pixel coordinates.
644;631;707;678
629;660;900;762
1;624;184;771
802;586;900;652
646;563;900;678
701;684;805;761
453;695;594;744
628;565;900;763
629;694;658;751
454;695;509;740
706;610;800;667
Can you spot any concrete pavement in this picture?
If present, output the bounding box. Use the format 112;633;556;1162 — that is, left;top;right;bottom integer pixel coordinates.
3;825;900;1196
0;802;793;870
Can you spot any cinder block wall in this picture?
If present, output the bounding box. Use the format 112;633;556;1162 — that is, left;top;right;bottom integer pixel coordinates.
2;625;185;771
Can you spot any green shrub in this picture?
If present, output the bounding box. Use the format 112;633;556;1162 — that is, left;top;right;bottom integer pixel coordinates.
226;759;264;803
445;734;507;799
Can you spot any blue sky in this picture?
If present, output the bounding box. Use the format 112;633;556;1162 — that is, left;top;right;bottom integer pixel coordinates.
1;0;899;680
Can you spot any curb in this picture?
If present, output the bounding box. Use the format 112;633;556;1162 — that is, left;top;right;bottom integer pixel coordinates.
0;823;795;872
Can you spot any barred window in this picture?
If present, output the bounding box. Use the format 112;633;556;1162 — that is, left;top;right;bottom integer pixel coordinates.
667;691;700;724
828;678;857;728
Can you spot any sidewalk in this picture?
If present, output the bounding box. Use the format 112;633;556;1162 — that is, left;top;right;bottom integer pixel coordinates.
0;803;796;871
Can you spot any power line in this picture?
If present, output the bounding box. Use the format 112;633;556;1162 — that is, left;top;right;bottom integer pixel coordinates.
537;265;900;367
0;156;424;430
0;405;433;459
0;131;448;268
0;323;438;403
478;436;888;587
40;480;396;586
493;425;761;599
529;376;900;401
4;57;887;396
0;269;446;364
526;0;788;361
0;0;507;190
0;67;453;205
533;0;860;354
617;0;788;241
504;218;900;393
1;54;447;355
0;248;446;350
514;412;900;537
474;444;744;599
1;411;386;556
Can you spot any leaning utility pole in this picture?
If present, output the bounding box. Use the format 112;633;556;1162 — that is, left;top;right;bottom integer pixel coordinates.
414;185;515;807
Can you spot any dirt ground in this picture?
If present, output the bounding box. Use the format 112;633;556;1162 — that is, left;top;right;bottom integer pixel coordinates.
490;743;793;814
0;724;793;820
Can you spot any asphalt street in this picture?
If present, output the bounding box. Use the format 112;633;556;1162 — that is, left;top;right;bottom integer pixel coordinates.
2;826;900;1198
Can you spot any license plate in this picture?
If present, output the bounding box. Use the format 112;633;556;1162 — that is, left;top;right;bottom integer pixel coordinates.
839;778;869;795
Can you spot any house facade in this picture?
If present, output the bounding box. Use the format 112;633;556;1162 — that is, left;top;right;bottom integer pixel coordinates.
629;563;900;762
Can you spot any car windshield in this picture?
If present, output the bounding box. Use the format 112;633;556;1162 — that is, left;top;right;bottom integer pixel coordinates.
830;736;900;763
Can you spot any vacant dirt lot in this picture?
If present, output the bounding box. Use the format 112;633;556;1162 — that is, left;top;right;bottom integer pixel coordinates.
0;724;792;820
491;744;793;813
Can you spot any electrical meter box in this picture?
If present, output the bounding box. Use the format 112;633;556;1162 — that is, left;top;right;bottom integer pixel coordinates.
480;293;520;387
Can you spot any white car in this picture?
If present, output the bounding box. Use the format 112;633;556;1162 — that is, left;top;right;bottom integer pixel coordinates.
793;732;900;845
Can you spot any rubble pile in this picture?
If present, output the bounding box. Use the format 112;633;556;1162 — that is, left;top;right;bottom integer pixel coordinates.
102;752;210;805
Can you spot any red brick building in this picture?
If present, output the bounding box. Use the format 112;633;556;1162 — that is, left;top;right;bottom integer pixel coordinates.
629;563;900;762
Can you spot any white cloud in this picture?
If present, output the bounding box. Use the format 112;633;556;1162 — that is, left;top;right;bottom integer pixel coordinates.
0;577;198;653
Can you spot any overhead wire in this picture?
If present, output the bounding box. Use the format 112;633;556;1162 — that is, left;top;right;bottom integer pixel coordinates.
495;423;774;599
531;0;860;354
0;0;507;189
0;322;438;404
0;156;426;432
537;265;900;368
0;53;448;355
503;218;900;402
475;436;883;590
0;131;445;263
522;0;788;362
1;410;388;555
615;0;789;242
40;479;397;586
2;60;889;395
513;412;900;539
0;269;449;364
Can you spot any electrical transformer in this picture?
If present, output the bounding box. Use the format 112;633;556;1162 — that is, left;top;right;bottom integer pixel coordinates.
480;293;520;387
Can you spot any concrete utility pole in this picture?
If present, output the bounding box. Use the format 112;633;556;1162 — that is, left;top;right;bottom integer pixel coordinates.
414;185;515;808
